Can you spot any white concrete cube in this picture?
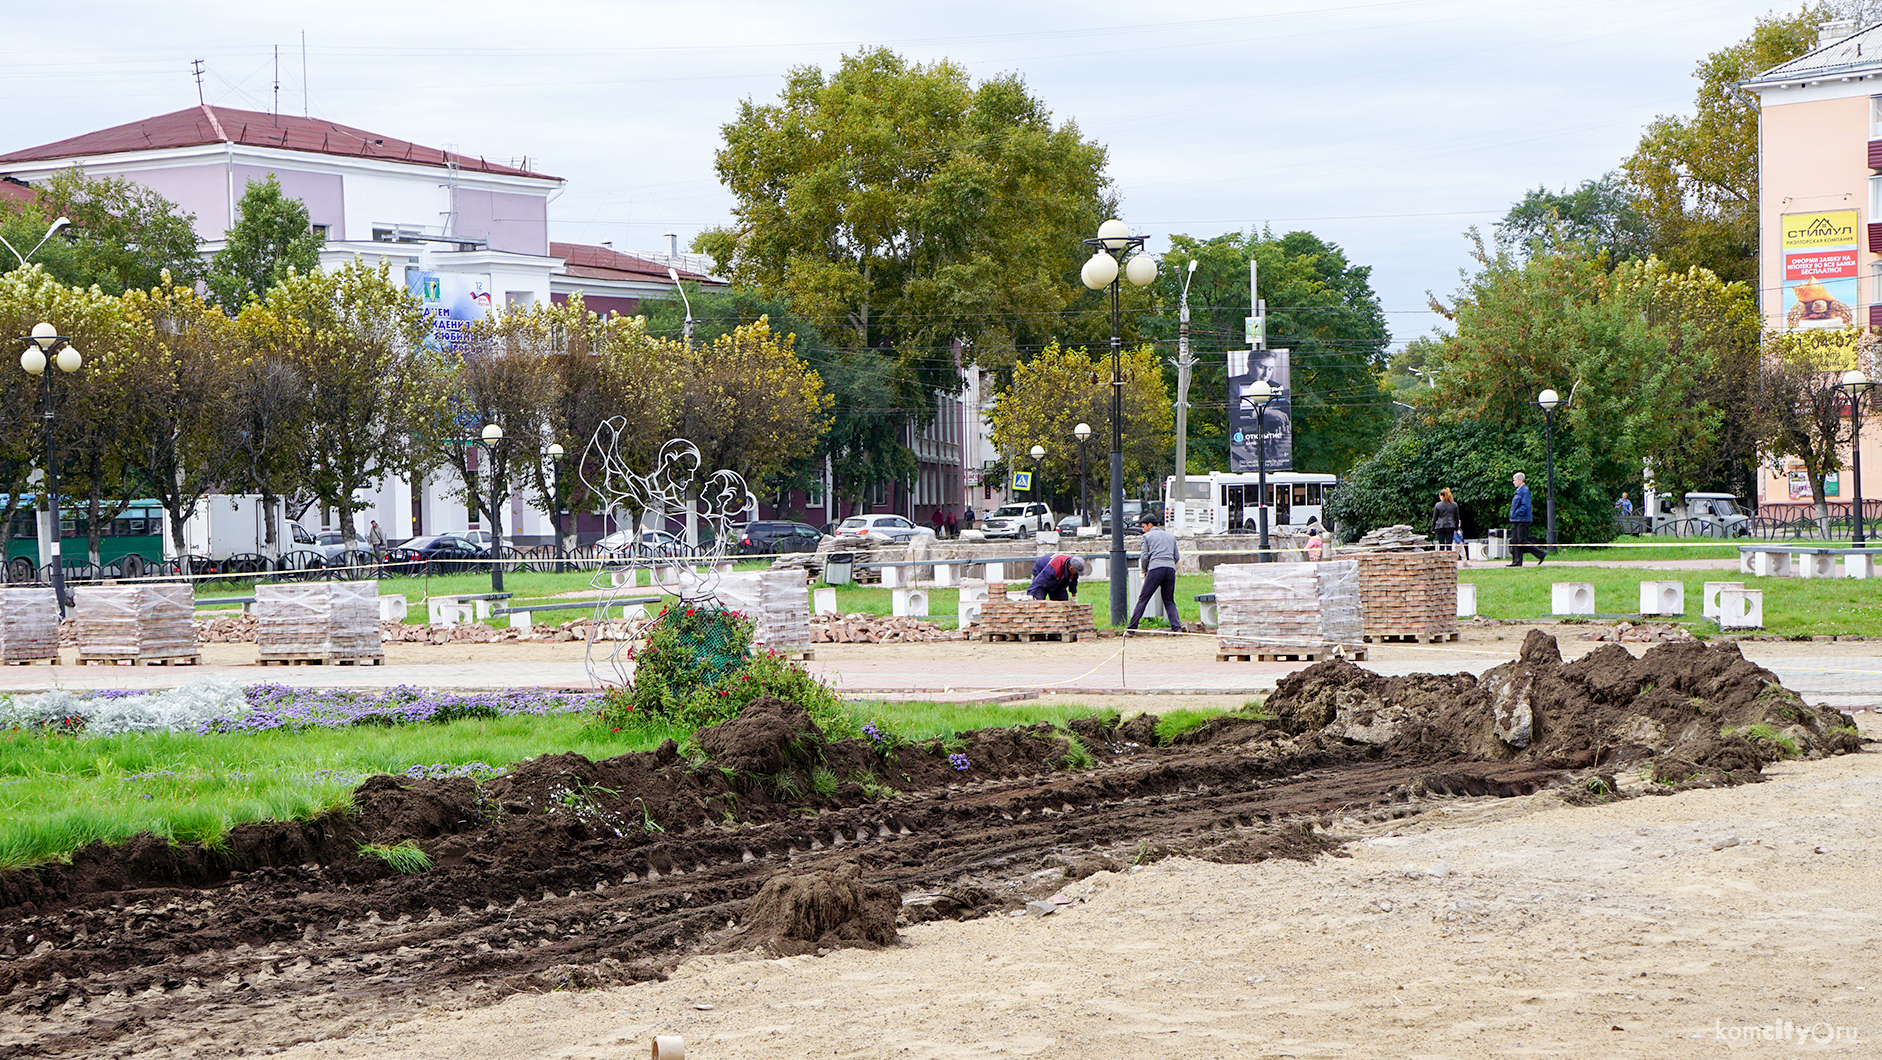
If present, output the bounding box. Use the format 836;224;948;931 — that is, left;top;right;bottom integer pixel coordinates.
1844;552;1876;579
1739;549;1757;575
933;563;958;587
1799;552;1837;579
609;568;639;588
471;598;494;621
1036;530;1061;546
1702;581;1742;621
1550;582;1595;616
618;603;649;621
1456;583;1478;618
880;565;904;588
957;597;982;628
958;580;989;604
1197;598;1219;627
891;586;929;618
510;609;533;632
1718;587;1764;630
1750;550;1792;578
378;595;408;623
813;586;839;615
1638;580;1684;617
428;601;473;627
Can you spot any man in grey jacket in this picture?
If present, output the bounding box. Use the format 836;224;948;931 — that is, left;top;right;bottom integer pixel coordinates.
1127;515;1183;633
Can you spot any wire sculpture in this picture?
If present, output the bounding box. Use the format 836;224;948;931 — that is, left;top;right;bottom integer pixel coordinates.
579;420;756;687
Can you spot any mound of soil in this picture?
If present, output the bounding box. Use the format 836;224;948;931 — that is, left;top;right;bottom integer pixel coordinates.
729;861;900;956
1265;629;1862;785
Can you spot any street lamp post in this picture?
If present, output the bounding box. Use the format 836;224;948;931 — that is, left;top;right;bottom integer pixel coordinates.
17;323;82;615
1248;380;1276;561
477;422;505;592
1081;219;1158;624
1073;422;1092;529
1537;388;1561;548
545;442;568;567
1029;445;1046;528
666;267;694;351
1842;370;1877;546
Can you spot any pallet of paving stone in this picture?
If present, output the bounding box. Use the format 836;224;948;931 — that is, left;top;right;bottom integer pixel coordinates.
1213;559;1362;656
257;653;386;667
0;587;60;664
973;595;1096;641
255;581;384;662
73;584;196;661
1354;550;1457;641
1217;646;1368;663
76;653;203;666
696;569;811;651
1362;630;1460;644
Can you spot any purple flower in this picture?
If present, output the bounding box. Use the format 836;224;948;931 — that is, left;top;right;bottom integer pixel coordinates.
948;753;971;771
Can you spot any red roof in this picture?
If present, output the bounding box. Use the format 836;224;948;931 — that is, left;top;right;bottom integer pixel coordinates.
552;242;712;283
0;177;37;208
0;105;560;182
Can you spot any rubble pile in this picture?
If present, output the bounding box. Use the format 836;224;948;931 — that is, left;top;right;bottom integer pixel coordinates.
193;614;650;645
810;612;960;644
1351;524;1431;551
1576;621;1697;644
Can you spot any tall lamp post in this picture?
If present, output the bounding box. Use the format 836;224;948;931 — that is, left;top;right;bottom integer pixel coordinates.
1081;218;1158;624
1073;422;1092;528
1247;380;1276;561
476;422;505;592
1029;445;1046;525
1843;369;1876;546
545;442;568;567
17;323;82;615
1537;388;1561;547
666;267;694;351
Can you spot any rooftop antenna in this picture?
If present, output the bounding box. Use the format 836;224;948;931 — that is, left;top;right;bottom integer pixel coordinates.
273;45;280;119
301;32;308;116
191;59;205;105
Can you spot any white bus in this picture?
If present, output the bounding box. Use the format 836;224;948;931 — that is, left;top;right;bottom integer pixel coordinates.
1162;472;1338;534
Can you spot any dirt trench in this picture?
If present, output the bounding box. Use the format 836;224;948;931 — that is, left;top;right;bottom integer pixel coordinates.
0;635;1862;1059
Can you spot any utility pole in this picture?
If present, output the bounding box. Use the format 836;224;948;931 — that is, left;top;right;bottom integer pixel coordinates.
1170;260;1198;529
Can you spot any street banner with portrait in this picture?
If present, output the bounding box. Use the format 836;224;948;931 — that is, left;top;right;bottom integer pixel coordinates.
1782;210;1858;331
1228;348;1292;473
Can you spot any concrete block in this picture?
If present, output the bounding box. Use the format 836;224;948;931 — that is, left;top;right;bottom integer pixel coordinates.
1036;530;1061;546
958;580;989;604
1550;582;1595;616
1799;552;1836;579
813;586;839;615
891;586;929;618
933;563;958;587
1739;550;1757;575
1638;580;1684;617
618;603;649;622
1702;581;1742;621
880;565;904;588
378;595;408;623
428;600;473;627
1750;550;1792;578
957;597;982;627
510;609;533;632
1718;587;1763;630
1456;582;1478;618
609;568;639;588
471;599;494;621
1844;552;1876;579
1197;598;1219;627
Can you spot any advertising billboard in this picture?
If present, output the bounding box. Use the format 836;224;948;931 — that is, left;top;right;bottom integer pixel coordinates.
1228;347;1292;473
407;270;495;351
1781;210;1858;331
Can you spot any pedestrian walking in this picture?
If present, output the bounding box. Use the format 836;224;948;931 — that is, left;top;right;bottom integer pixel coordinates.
1506;472;1548;566
944;508;958;538
1126;516;1183;633
963;507;978;534
368;520;386;549
1026;553;1086;601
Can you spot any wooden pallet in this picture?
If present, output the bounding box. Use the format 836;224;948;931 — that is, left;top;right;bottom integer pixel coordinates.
1362;630;1459;644
2;657;58;666
258;653;386;667
981;631;1081;643
1217;646;1367;663
767;648;816;661
76;653;203;667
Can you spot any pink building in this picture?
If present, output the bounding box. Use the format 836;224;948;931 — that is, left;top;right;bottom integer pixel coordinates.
1744;20;1882;514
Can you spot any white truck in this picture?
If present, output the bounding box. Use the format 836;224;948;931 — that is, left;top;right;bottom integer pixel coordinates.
1621;491;1752;538
179;495;352;561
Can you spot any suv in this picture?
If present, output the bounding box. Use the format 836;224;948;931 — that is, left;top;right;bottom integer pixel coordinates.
739;520;825;554
834;514;929;541
982;502;1054;539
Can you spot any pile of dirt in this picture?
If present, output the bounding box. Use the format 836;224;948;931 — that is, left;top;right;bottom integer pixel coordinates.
727;861;900;956
1264;630;1862;785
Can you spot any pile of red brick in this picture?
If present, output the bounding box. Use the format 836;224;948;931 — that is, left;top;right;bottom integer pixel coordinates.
1354;550;1458;641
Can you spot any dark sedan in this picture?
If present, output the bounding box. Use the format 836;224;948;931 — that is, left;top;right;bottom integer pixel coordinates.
382;534;490;573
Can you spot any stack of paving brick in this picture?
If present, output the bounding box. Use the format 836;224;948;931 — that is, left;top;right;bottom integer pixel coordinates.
0;587;59;663
1354;550;1458;640
256;581;383;660
972;581;1098;641
693;569;812;652
1214;560;1362;653
73;584;196;660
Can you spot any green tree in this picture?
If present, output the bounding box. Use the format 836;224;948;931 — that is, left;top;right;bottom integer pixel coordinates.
3;167;204;295
1754;326;1870;524
986;342;1172;514
671;318;833;489
1145;229;1392;476
700;48;1115;497
1496;172;1652;264
1622;8;1827;282
208;175;324;310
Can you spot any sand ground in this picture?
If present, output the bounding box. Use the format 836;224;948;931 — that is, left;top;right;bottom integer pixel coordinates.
258;711;1882;1060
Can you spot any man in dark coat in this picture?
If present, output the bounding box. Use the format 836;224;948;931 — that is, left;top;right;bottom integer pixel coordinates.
1506;471;1548;566
1026;553;1086;600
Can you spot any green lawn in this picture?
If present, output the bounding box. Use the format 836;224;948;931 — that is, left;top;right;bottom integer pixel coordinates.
1460;564;1881;637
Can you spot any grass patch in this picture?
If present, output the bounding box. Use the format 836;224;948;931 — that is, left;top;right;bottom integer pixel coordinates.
359;839;431;874
1459;565;1882;638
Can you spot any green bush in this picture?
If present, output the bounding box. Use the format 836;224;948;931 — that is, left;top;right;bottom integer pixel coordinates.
677;648;849;735
625;605;753;716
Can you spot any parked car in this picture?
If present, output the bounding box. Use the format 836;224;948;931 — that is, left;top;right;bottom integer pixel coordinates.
740;520;825;554
595;528;686;557
381;534;489;572
311;530;372;563
981;503;1054;539
834;514;930;541
1056;513;1089;533
1099;499;1147;533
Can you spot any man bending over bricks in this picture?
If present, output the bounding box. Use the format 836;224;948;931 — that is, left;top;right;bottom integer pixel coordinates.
1027;553;1086;601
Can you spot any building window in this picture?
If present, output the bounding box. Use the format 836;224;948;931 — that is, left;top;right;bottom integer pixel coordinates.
311;223;329;240
807;466;825;509
1872;95;1882;137
372;227;394;243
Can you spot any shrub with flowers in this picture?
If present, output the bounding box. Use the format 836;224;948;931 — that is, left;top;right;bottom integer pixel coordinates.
675;647;846;734
624;605;753;717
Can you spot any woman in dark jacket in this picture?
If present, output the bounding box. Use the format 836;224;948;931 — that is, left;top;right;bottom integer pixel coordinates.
1432;488;1461;557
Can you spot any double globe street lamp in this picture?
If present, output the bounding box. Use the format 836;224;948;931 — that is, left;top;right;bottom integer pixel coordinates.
1081;219;1157;624
476;422;506;592
1842;369;1876;547
1246;380;1277;560
17;323;82;615
1073;422;1092;529
1537;388;1561;547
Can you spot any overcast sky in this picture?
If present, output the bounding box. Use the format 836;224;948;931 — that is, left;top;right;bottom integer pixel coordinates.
3;0;1810;346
